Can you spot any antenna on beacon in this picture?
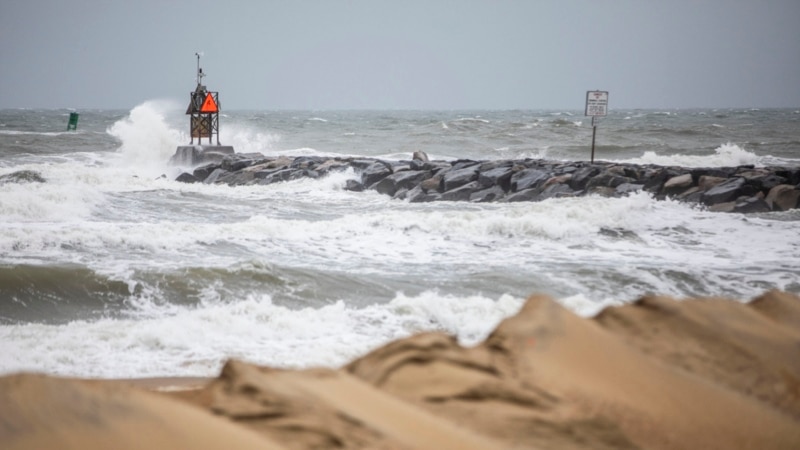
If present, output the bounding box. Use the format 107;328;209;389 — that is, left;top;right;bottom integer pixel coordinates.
195;52;205;86
169;52;235;166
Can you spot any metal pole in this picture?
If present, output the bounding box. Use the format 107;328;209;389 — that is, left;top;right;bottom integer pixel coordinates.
590;117;597;163
195;53;200;85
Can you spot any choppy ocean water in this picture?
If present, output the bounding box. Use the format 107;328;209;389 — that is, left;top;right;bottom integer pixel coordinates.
1;103;799;378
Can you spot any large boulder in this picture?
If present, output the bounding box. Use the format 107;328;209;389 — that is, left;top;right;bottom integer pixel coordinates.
585;170;633;190
407;185;441;203
192;163;220;181
765;185;800;211
663;173;693;191
220;153;265;171
569;166;602;190
510;168;549;192
442;167;479;192
361;161;393;187
478;166;514;191
470;185;506;203
503;188;542;203
170;145;235;166
203;168;228;184
441;181;480;201
175;172;200;183
698;175;727;191
374;170;431;197
733;195;771;213
702;177;746;205
420;174;443;193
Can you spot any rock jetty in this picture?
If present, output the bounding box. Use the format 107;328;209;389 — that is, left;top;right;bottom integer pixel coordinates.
172;151;800;213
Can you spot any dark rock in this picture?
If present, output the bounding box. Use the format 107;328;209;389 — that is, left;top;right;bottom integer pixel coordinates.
257;168;295;185
538;183;575;200
441;181;480;201
221;153;265;171
752;173;788;193
642;168;677;193
388;162;411;173
702;177;746;205
204;168;228;184
409;159;432;171
420;174;443;193
470;185;505;203
542;174;573;188
569;166;601;190
616;165;642;179
393;170;431;191
682;189;706;204
170;145;235;166
392;188;409;200
510;168;549;192
733;196;771;213
0;170;46;184
697;175;727;191
217;170;256;186
785;168;800;185
361;161;393;187
478;160;514;172
503;188;542;203
351;159;379;171
301;169;320;179
690;167;735;183
175;172;200;183
556;164;579;174
373;170;431;197
170;152;799;213
291;156;324;170
442;167;479;192
316;159;350;174
192;163;219;181
253;168;279;180
345;179;365;192
585;171;633;190
478;166;514;191
407;185;440;203
450;159;479;171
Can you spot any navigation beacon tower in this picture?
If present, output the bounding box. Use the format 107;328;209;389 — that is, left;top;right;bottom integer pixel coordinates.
171;53;234;166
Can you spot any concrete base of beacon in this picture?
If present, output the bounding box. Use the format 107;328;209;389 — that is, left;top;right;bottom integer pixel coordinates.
170;145;235;166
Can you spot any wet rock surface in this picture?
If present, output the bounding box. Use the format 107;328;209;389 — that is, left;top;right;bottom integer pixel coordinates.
172;151;800;213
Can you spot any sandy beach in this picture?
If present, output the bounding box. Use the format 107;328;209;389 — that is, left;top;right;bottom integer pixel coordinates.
2;290;799;449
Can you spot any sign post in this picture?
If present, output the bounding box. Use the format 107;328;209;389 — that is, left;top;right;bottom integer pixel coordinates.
585;91;608;163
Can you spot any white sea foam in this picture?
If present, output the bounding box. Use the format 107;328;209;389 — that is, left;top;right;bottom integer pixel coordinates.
0;163;110;222
617;143;762;167
219;125;280;155
106;100;182;175
0;291;525;378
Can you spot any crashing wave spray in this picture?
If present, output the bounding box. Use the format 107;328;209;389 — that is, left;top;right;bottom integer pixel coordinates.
107;100;183;174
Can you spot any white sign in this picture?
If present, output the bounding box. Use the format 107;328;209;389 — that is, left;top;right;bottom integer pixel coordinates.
585;91;609;116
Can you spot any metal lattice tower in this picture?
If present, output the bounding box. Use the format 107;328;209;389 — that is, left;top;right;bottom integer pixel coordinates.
186;53;221;145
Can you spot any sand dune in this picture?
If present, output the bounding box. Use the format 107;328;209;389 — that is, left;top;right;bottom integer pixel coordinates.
0;373;283;450
2;290;799;449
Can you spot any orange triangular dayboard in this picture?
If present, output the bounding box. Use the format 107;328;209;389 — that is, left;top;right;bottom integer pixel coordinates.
200;93;218;113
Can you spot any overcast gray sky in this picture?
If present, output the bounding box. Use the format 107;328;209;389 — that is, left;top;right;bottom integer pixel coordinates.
2;0;798;110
